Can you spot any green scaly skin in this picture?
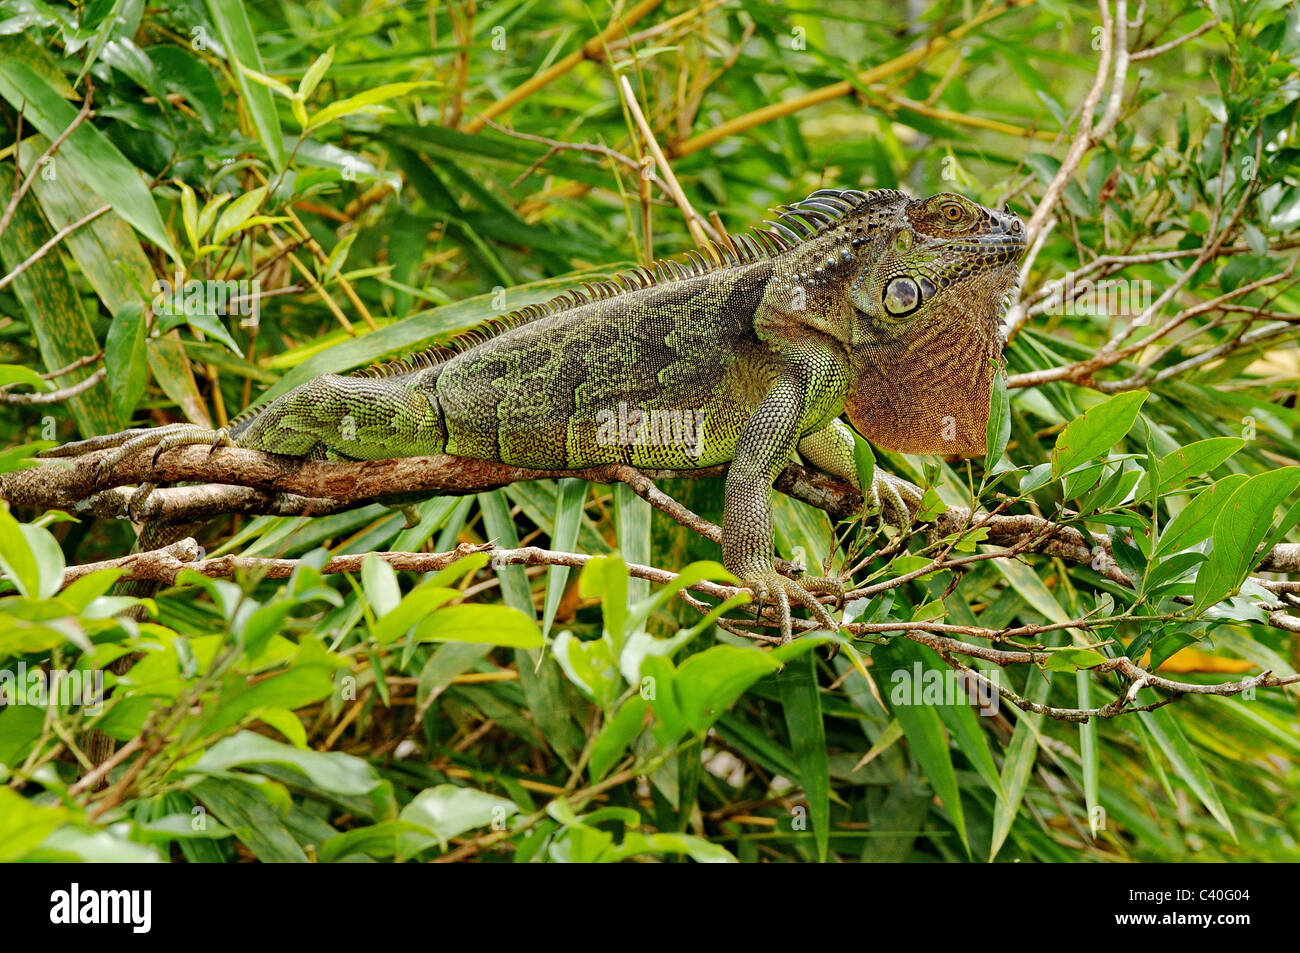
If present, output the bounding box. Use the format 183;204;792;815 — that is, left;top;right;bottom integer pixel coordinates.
55;189;1026;642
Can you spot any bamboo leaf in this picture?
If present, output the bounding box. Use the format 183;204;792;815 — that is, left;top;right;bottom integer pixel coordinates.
0;61;179;261
206;0;286;169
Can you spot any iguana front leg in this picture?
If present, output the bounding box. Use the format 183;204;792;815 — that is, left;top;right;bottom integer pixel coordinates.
723;364;843;643
797;419;923;526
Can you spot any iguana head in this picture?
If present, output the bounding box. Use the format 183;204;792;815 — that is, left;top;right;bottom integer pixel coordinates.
842;190;1025;456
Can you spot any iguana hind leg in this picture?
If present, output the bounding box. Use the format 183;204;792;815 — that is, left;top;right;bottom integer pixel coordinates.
797;419;923;526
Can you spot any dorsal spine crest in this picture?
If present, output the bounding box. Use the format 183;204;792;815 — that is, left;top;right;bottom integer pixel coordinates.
348;187;904;381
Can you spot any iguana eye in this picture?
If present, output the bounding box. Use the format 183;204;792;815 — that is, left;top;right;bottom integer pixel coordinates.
942;203;964;223
883;276;922;317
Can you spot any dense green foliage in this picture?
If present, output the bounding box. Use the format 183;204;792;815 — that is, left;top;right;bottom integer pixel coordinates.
1;0;1298;862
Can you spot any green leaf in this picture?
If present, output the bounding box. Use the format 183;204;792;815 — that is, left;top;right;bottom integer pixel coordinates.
307;81;436;130
777;651;830;862
206;0;285;169
983;365;1011;475
0;365;49;391
589;695;647;782
0;60;179;260
413;604;543;648
184;310;244;357
877;639;968;853
371;583;458;645
0;788;68;861
211;186;267;244
991;664;1055;860
1051;391;1149;478
579;554;629;657
0;503;39;598
189;777;307;863
19;522;65;600
191;731;381;797
1192;467;1300;613
1077;671;1101;838
552;631;622;708
105;303;147;427
360;554;401;616
542;478;587;639
1137;437;1243;497
851;430;875;498
1139;702;1235;836
1154;473;1249;558
400;784;517;851
674;645;780;735
298;45;335;100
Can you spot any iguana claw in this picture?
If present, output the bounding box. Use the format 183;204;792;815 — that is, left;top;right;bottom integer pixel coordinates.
800;574;846;611
81;424;233;483
743;570;840;644
868;471;924;527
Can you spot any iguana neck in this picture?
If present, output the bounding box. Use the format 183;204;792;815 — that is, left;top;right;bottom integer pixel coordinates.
846;304;1000;456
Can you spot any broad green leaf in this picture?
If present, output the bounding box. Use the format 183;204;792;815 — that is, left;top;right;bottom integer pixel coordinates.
1192;467;1300;613
552;630;621;708
578;554;628;656
0;365;48;390
589;695;647;782
191;731;382;797
413;604;543;648
983;365;1011;475
1154;473;1249;558
0;789;68;861
361;554;402;616
189;777;307;863
19;522;65;599
0;503;39;597
852;430;875;497
0;61;179;260
1051;391;1148;478
1136;436;1243;497
400;784;517;850
674;645;780;735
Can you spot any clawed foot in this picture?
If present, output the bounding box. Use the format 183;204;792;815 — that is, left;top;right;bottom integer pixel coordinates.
71;425;234;488
868;471;924;528
743;569;843;644
126;482;157;521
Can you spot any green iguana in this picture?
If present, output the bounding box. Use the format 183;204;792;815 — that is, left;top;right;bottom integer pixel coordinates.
52;188;1025;641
